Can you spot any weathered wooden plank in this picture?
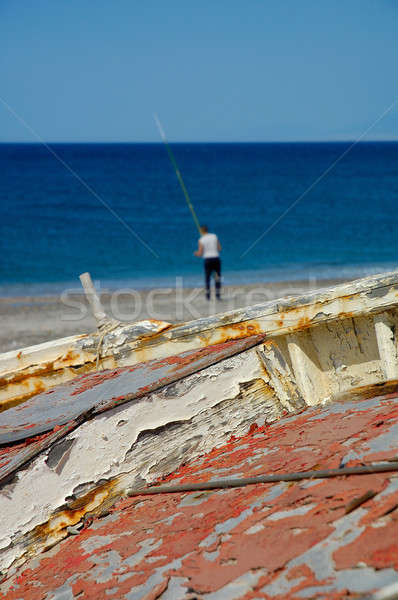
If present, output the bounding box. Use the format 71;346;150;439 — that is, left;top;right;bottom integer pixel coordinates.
0;320;172;411
0;335;265;446
287;332;326;406
374;312;398;380
0;341;276;574
256;341;305;411
79;271;109;328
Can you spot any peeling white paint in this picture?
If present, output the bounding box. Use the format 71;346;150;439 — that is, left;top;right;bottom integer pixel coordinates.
0;348;273;572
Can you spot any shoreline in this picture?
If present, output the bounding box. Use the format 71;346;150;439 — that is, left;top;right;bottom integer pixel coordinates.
0;278;347;354
1;262;395;299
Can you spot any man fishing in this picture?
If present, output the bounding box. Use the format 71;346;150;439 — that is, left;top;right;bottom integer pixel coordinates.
194;225;222;300
154;117;222;299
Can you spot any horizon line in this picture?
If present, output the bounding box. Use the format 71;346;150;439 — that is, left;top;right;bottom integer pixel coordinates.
1;138;398;144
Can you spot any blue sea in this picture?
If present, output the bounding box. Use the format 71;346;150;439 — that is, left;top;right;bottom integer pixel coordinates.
1;142;398;296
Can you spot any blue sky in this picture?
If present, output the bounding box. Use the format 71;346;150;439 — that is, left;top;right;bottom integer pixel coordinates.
1;0;397;142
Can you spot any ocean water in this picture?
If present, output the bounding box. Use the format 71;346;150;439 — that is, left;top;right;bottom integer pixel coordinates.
1;142;398;296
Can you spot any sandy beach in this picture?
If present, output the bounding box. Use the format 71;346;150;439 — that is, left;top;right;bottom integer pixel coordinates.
0;278;347;353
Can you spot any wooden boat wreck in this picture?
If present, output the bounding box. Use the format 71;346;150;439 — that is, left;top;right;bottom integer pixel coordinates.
3;270;398;598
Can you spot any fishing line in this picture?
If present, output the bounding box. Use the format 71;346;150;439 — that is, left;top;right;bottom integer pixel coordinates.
154;114;201;234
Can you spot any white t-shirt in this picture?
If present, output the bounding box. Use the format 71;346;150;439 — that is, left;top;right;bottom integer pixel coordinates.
200;233;219;258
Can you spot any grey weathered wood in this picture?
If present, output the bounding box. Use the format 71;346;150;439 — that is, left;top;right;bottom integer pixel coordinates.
79;272;109;329
256;341;305;411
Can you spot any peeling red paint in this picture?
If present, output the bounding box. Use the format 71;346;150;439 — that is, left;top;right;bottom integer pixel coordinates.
4;392;398;598
69;368;126;396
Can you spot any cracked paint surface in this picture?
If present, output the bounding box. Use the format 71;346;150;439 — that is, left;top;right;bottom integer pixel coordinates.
4;392;398;598
0;336;265;447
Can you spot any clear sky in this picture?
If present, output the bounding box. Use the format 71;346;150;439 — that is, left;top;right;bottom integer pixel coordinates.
1;0;398;142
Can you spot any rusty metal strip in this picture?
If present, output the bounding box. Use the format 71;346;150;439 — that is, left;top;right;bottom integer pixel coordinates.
0;334;266;445
126;462;398;497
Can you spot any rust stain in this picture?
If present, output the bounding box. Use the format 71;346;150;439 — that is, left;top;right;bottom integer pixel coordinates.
0;363;56;389
59;350;80;364
29;477;120;553
336;380;398;403
296;316;312;329
132;327;175;351
337;311;354;320
0;355;101;412
132;347;151;365
0;351;84;389
0;381;46;413
1;324;174;410
134;321;263;354
211;321;262;345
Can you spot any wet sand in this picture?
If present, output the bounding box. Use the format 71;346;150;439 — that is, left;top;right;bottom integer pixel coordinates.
0;278;346;353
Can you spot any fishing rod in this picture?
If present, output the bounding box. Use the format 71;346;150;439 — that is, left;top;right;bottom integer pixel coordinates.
154;114;202;235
